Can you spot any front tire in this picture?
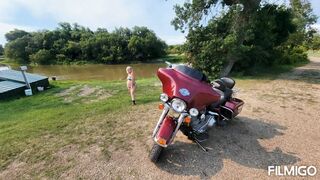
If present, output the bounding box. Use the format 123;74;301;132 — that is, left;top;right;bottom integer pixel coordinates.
149;143;163;163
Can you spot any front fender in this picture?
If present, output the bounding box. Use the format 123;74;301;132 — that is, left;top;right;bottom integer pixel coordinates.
154;116;176;147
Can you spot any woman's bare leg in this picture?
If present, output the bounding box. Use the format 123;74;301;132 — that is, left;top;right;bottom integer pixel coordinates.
130;87;135;100
130;86;136;104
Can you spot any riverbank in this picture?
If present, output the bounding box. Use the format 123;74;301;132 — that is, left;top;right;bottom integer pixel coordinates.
0;54;185;66
0;54;184;81
1;57;320;179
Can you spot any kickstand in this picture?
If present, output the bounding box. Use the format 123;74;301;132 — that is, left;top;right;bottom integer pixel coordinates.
194;139;208;152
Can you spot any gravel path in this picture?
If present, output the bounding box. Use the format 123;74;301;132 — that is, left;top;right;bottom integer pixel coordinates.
126;57;320;179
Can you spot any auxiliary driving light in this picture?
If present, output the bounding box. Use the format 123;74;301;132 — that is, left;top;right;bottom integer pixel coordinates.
189;108;199;116
160;93;169;102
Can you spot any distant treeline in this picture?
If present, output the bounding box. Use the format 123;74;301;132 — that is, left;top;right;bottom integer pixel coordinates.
3;23;167;64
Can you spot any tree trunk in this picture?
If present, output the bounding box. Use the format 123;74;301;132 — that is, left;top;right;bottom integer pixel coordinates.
220;57;236;77
219;0;261;77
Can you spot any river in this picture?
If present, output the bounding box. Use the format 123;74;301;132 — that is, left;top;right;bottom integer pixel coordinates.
6;63;166;81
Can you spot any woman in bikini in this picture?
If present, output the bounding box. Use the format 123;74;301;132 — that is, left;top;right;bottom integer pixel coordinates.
126;66;136;105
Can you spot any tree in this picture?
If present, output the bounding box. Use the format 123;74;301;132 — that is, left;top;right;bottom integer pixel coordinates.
172;0;262;77
311;33;320;51
290;0;317;46
129;26;167;60
29;49;54;64
172;0;318;77
4;36;31;63
5;29;30;42
0;44;4;56
3;23;167;64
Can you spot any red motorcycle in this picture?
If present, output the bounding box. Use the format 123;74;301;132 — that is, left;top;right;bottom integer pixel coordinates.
150;64;244;162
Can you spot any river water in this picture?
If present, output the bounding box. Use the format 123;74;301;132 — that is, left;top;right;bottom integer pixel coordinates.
7;63;166;81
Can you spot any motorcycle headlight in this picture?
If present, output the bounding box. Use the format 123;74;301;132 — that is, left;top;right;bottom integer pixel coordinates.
159;93;169;102
189;108;199;116
171;98;186;113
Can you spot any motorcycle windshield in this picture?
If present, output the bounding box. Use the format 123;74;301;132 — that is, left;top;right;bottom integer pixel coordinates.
157;67;221;110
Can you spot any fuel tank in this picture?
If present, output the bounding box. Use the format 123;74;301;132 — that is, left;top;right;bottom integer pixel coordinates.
157;67;221;110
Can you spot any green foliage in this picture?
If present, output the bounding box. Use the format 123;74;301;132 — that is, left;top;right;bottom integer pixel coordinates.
234;5;299;74
310;33;320;50
172;0;262;77
29;49;54;64
128;27;167;61
5;29;30;41
290;0;317;48
278;46;308;65
4;23;167;65
172;0;316;78
0;44;3;56
167;44;184;54
4;35;31;64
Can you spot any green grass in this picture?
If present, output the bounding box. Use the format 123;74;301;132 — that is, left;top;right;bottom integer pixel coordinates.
308;50;320;58
0;78;161;175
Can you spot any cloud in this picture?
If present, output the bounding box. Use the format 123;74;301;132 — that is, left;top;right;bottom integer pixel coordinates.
0;0;186;45
0;22;36;45
160;34;186;45
0;1;16;21
13;0;146;29
311;24;320;32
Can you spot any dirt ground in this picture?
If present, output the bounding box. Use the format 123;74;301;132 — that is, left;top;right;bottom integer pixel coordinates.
1;58;320;179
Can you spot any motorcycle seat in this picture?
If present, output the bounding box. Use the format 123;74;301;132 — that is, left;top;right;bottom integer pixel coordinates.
223;88;233;100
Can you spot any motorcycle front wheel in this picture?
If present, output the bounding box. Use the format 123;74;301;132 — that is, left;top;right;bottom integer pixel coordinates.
149;143;163;163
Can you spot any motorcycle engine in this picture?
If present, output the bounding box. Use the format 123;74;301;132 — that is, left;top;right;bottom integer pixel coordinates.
190;111;217;133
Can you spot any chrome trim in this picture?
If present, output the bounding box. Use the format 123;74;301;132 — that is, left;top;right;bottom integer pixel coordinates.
168;113;188;145
152;103;170;137
208;111;219;116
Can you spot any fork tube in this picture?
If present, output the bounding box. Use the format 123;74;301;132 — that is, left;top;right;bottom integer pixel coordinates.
168;113;187;144
152;104;170;137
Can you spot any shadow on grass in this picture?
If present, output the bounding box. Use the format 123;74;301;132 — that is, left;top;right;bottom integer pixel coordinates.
232;61;309;80
156;116;300;178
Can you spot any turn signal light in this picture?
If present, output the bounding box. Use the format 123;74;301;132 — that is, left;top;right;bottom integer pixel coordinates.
157;138;167;145
158;103;164;110
184;116;191;124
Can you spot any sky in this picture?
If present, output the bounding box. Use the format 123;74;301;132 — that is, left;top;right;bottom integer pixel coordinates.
0;0;319;46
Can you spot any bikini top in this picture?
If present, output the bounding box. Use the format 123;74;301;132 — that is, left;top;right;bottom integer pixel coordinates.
127;76;132;81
